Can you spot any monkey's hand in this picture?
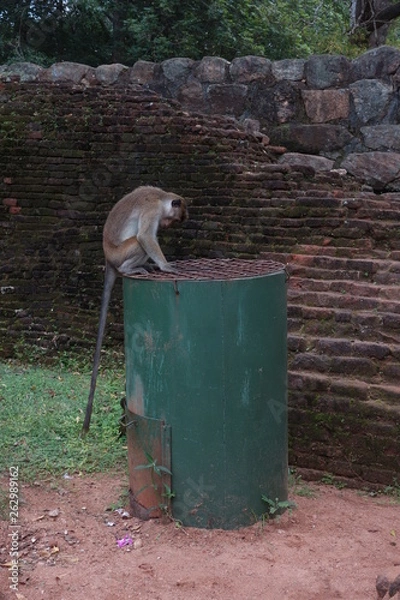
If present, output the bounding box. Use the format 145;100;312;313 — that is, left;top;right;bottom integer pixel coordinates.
160;262;179;274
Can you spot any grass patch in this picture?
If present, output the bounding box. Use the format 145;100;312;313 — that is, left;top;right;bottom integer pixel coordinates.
288;468;317;498
382;479;400;501
0;486;8;520
0;357;126;482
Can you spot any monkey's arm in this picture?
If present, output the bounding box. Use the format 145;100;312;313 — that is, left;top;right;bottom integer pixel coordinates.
136;225;176;272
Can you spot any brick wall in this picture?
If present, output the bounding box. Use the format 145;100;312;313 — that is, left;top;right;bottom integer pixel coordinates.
1;81;399;486
0;83;272;348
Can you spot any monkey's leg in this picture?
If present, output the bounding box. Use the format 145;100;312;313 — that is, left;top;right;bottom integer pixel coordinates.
120;265;150;276
108;236;150;275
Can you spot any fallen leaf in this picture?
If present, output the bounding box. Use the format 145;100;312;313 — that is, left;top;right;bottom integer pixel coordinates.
64;556;79;564
39;546;59;559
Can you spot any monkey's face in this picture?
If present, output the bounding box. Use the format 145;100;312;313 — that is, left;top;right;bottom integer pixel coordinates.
161;197;188;228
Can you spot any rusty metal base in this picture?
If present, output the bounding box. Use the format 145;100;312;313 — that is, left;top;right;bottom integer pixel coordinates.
125;406;171;521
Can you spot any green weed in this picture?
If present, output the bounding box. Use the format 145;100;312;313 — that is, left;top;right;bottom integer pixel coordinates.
366;479;400;503
320;473;346;489
261;495;297;519
383;479;400;501
135;452;174;514
289;469;317;498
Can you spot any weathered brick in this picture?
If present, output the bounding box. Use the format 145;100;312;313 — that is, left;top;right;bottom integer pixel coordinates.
1;77;400;489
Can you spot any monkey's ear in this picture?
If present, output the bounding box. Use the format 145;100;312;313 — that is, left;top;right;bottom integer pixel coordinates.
171;199;182;208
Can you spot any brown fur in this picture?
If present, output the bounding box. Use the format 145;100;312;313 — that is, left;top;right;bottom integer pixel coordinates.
82;186;188;433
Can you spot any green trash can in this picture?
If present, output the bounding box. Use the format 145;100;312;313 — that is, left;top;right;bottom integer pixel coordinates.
124;258;288;529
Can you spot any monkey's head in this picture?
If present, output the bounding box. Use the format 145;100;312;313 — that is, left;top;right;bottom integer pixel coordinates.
160;196;188;228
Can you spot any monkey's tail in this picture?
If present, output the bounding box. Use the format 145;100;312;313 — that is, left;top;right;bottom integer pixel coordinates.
82;263;117;433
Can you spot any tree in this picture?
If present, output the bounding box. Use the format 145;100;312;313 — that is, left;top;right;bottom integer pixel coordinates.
0;1;75;64
350;0;400;47
0;0;113;65
1;0;390;66
0;0;302;65
123;0;299;62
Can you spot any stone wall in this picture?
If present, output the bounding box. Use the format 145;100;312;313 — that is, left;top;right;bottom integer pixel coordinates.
0;71;399;487
3;46;400;190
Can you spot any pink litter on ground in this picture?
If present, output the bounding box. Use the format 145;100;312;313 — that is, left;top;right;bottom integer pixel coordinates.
116;535;133;548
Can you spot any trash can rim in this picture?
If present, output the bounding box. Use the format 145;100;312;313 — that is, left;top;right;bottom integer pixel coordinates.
123;258;286;282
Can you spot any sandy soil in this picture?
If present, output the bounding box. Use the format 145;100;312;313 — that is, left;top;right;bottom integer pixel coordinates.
0;473;399;600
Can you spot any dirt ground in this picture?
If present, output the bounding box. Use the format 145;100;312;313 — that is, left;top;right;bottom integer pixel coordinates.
0;472;399;600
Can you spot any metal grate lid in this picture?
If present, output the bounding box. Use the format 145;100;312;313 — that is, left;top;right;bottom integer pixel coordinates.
124;258;286;282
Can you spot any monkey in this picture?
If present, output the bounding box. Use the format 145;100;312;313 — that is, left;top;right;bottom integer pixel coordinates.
82;185;188;433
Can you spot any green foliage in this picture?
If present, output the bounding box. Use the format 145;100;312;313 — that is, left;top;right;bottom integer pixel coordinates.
382;478;400;501
268;0;353;57
1;0;395;66
135;451;173;478
0;359;126;481
288;468;317;498
135;451;174;513
320;472;347;489
261;495;297;518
